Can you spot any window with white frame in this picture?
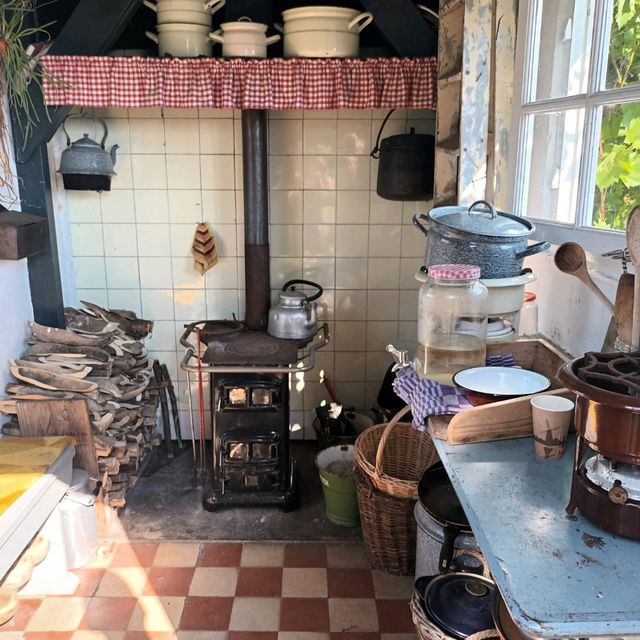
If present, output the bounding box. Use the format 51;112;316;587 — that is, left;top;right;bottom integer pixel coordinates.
511;0;640;247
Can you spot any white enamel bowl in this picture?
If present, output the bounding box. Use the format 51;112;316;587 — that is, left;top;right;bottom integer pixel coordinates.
453;366;551;405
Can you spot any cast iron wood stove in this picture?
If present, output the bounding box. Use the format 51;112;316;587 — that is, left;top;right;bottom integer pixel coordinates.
180;319;328;511
179;109;329;511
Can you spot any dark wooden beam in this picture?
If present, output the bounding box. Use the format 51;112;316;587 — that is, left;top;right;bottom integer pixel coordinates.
11;0;143;327
16;0;143;163
13;144;66;328
358;0;438;57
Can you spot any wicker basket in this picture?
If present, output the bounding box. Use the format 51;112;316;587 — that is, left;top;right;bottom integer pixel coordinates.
355;466;417;575
411;548;496;640
354;405;439;499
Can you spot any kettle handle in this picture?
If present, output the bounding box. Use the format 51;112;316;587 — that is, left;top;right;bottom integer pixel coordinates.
61;115;72;147
282;279;323;302
370;109;396;159
61;113;94;148
98;119;109;149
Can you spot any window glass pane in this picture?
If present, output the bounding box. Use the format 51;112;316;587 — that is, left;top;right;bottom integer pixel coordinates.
591;103;640;229
522;109;585;224
605;0;640;89
533;0;594;101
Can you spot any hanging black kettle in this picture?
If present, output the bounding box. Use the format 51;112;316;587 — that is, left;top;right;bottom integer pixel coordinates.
371;109;435;201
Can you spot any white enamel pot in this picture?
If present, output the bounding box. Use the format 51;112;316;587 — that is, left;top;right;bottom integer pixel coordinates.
279;6;373;58
144;0;225;20
210;17;280;58
145;23;213;57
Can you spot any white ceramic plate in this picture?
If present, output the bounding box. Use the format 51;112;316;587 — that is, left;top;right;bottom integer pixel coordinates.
453;366;551;397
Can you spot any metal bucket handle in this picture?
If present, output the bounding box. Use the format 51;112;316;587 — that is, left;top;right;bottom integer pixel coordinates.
370;109;396;159
468;200;497;219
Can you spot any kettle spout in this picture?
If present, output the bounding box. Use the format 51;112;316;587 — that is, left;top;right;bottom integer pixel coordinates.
110;144;119;166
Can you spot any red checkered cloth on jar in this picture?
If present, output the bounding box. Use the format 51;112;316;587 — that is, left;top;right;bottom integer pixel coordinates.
41;56;437;110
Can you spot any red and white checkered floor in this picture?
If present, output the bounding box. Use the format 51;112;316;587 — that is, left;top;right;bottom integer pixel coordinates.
0;541;417;639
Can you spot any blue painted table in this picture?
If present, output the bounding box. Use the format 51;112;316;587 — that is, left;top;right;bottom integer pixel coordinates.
427;429;640;638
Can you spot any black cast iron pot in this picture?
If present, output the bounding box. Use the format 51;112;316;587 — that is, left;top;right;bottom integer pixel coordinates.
412;200;550;279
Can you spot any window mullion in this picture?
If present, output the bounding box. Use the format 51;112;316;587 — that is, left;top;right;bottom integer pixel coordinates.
589;0;614;94
575;105;601;229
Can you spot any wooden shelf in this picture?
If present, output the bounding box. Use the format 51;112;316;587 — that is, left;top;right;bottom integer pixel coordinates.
0;211;49;261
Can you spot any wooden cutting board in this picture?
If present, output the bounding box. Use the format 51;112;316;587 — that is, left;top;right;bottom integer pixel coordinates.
16;399;98;480
434;387;576;445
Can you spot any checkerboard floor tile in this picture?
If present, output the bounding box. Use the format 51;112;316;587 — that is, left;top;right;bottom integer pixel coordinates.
0;542;417;639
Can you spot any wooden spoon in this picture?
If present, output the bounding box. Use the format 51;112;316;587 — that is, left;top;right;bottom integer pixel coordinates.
554;242;614;314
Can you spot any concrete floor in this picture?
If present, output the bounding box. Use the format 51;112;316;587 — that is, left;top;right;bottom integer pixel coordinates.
118;442;363;542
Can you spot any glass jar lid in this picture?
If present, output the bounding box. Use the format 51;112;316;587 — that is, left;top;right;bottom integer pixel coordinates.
428;264;481;280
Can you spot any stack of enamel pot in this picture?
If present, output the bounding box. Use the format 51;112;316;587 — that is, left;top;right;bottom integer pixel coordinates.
144;0;226;57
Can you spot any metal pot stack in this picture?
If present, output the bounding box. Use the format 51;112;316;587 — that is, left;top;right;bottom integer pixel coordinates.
144;0;226;57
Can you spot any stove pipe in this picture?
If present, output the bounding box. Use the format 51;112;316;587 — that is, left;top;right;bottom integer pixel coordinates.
242;109;271;331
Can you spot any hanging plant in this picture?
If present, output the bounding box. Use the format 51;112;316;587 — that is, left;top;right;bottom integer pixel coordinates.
0;1;55;205
1;1;55;139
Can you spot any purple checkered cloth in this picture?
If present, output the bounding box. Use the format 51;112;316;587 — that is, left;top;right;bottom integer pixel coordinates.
392;354;517;430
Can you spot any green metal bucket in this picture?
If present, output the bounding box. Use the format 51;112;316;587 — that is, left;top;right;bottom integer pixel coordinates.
315;444;360;527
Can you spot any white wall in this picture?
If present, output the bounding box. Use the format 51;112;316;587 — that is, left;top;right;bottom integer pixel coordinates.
54;107;435;439
0;99;34;428
525;248;620;356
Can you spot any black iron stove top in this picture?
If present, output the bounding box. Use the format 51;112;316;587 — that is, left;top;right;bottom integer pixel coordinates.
199;320;310;366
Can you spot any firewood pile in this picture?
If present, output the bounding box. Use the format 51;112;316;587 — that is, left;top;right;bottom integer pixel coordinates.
0;301;162;508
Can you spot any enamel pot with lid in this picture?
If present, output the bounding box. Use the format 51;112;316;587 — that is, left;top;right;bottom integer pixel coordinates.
279;5;373;58
143;0;226;25
413;200;550;279
210;17;280;58
268;279;323;341
371;109;435;201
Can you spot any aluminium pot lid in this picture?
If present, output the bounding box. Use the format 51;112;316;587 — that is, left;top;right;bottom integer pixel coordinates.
424;573;496;639
429;200;534;239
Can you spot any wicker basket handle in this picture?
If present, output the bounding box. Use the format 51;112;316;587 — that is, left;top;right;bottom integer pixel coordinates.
466;630;499;640
453;547;491;578
373;405;412;481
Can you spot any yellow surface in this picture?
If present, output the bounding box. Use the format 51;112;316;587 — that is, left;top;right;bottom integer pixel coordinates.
0;436;76;516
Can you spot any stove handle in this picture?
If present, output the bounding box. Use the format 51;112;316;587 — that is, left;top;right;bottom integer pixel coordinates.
180;320;208;349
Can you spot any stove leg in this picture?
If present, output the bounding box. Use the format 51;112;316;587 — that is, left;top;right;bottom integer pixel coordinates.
566;434;587;514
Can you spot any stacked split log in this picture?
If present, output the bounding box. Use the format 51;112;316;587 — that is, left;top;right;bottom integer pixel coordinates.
0;302;162;509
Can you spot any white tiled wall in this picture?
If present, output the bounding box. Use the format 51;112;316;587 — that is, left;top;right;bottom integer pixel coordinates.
58;107;434;439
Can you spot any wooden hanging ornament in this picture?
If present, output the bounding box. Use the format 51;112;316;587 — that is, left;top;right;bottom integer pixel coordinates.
191;222;218;275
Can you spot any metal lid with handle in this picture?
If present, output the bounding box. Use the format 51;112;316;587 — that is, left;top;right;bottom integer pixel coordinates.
414;200;535;239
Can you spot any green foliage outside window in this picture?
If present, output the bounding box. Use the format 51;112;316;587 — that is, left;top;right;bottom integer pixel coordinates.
593;0;640;229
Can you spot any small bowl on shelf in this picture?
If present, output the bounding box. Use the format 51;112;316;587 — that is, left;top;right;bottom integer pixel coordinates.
453;366;551;406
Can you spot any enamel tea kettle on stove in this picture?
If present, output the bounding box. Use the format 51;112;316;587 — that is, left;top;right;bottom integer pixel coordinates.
57;117;118;192
268;279;323;341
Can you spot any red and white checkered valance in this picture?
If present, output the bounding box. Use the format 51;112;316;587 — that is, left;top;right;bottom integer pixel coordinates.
41;56;436;110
